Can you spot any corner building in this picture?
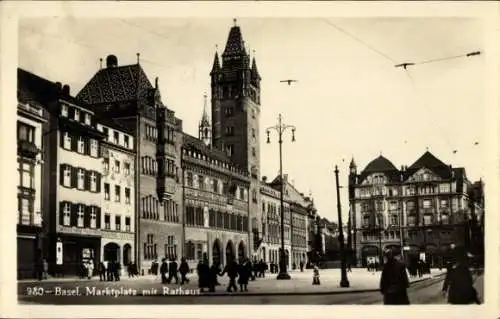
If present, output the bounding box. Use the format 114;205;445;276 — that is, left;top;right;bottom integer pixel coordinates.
77;56;183;271
348;151;485;268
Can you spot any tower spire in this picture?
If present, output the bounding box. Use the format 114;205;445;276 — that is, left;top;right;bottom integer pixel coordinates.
199;92;211;147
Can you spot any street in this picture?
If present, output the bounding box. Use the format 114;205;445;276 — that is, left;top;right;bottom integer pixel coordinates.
18;269;482;305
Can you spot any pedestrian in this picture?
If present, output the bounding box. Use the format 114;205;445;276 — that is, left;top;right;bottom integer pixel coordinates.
300;260;304;272
238;259;251;292
179;257;190;285
220;258;238;293
43;259;48;280
167;257;179;284
380;248;410;305
442;247;481;304
197;260;208;292
208;262;220;292
99;261;106;281
312;264;320;285
160;258;168;284
87;260;94;280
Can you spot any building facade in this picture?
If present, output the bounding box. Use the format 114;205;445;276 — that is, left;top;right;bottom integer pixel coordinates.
76;56;184;272
259;180;291;267
97;121;136;269
259;174;312;269
35;78;108;276
17;70;47;278
182;115;250;269
349;151;485;268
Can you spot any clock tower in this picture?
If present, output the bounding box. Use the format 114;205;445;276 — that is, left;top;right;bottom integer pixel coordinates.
210;20;262;257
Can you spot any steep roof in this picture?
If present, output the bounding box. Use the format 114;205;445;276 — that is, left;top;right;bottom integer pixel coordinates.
76;61;153;105
404;151;453;180
222;26;247;57
210;51;221;75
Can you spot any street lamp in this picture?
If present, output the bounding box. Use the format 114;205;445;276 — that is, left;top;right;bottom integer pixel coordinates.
266;113;295;280
334;165;350;287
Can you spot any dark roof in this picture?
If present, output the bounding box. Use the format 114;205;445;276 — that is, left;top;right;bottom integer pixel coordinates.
76;63;153;105
98;116;131;134
408;151;448;170
358;155;400;183
210;52;221;75
18;68;58;105
404;151;453;180
18;68;91;112
182;133;232;164
222;26;247;57
251;57;261;80
362;155;398;173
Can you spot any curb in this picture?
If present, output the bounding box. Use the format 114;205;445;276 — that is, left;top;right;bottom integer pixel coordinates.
18;273;447;297
139;274;447;297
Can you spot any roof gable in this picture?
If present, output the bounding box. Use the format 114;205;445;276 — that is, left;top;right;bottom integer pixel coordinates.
408;151;448;170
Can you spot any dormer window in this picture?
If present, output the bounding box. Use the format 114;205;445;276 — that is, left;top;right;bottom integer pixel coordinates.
113;131;119;145
74;109;80;121
124;135;129;148
61;104;68;117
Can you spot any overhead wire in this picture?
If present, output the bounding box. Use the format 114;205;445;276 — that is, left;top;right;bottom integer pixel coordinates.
321;19;480;158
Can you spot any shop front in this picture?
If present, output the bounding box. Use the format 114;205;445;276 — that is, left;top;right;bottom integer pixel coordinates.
56;233;101;277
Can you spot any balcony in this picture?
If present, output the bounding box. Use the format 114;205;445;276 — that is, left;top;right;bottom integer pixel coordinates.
18;140;40;159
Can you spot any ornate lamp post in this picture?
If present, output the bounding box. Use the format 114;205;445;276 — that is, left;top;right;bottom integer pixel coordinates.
334;165;350;287
266;113;295;280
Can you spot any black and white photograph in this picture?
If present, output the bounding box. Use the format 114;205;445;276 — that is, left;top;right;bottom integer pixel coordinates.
0;1;498;318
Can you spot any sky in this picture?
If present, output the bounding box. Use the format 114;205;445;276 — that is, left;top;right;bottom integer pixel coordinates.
18;17;490;223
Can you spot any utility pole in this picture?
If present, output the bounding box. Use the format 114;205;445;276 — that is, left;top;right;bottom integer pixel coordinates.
335;165;350;287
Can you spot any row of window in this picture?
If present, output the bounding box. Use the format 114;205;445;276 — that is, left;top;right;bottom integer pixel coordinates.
144;123;177;145
143;234;177;260
103;183;131;204
18;160;34;189
18;196;39;226
61;132;99;158
60;202;131;232
100;126;131;149
61;103;93;126
103;213;132;232
145;124;159;141
103;157;131;175
141;196;179;222
186;172;247;200
59;201;99;228
60;164;102;193
185;206;249;231
361;213;451;228
360;198;453;212
356;184;452;198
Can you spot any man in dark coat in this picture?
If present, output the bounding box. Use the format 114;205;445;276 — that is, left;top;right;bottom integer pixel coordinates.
167;257;179;284
208;262;220;292
179;257;190;285
220;258;239;293
442;247;480;304
160;258;168;284
238;259;251;292
380;248;410;305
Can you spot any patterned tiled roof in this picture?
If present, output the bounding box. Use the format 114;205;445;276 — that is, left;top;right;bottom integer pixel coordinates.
222;26;247;57
76;63;153;105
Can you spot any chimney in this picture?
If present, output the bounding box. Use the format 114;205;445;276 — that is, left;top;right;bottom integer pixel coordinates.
62;85;70;96
106;54;118;68
283;174;288;182
261;176;267;182
55;82;62;91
